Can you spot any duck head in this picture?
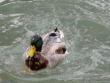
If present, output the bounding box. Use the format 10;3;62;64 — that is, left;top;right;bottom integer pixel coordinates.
30;34;43;52
27;34;43;57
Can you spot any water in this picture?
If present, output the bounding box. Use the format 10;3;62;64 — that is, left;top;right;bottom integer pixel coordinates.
0;0;110;83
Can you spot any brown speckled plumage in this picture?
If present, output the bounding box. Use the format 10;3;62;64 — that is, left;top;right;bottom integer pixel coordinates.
25;52;48;71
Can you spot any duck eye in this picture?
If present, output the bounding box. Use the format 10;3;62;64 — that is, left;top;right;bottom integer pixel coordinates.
49;33;57;37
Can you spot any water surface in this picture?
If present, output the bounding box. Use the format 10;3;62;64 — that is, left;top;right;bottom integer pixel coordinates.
0;0;110;83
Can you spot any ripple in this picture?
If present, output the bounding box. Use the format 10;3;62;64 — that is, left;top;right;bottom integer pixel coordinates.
0;0;110;83
0;0;5;3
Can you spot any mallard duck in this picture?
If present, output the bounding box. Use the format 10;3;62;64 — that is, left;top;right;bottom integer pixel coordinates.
24;28;68;71
24;35;48;71
42;28;68;68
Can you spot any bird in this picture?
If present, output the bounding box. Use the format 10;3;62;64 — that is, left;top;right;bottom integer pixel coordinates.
23;28;68;71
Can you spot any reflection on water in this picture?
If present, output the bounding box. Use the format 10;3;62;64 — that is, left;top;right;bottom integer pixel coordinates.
0;0;110;83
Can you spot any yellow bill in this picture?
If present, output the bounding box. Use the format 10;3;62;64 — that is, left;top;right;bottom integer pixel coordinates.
27;46;36;57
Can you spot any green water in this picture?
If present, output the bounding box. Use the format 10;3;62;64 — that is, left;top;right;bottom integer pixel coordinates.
0;0;110;83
